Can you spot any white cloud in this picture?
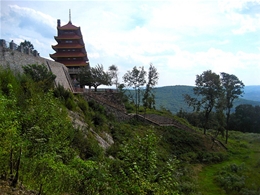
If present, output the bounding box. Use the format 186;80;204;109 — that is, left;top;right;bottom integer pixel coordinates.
219;0;260;34
1;1;260;86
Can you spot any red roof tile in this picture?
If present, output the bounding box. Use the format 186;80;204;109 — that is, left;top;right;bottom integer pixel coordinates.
50;52;87;58
62;61;88;66
58;21;79;30
52;43;84;49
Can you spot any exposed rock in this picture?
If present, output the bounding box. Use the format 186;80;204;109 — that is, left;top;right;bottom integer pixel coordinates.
68;110;114;150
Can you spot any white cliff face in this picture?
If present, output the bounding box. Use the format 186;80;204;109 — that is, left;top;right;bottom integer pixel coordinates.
68;110;114;150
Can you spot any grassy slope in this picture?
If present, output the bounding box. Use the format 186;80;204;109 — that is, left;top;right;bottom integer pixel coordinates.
125;103;260;194
197;131;260;195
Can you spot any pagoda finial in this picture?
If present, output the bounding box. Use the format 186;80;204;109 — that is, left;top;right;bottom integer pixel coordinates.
69;9;71;22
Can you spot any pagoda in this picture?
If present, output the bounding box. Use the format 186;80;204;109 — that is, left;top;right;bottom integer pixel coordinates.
50;12;89;79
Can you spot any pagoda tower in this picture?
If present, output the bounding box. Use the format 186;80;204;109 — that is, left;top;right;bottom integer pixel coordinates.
50;12;89;79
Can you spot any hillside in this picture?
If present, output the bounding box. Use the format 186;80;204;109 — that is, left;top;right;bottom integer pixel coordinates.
1;67;260;195
243;85;260;101
154;85;260;114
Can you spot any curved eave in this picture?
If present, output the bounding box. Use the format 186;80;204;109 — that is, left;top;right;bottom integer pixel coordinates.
63;61;89;66
54;35;81;40
52;44;84;49
58;27;79;30
58;22;79;30
50;52;87;58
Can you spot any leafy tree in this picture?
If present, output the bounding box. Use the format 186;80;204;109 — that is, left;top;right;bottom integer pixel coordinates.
108;64;119;89
123;66;146;115
22;64;56;92
143;63;159;113
17;40;34;51
113;129;179;194
220;72;244;143
185;70;222;134
117;83;128;103
78;64;111;91
91;64;112;91
0;84;21;184
229;104;260;133
78;66;92;90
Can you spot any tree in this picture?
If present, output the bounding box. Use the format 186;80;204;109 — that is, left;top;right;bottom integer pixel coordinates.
22;63;56;92
185;70;222;134
220;72;244;143
123;66;146;115
78;66;92;89
78;64;112;91
91;64;112;91
108;65;119;89
143;63;159;113
17;40;34;51
229;104;260;133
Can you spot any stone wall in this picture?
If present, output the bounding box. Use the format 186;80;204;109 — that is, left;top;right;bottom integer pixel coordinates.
0;42;73;92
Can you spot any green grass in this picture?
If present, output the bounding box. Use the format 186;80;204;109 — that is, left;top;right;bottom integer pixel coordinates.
197;131;260;195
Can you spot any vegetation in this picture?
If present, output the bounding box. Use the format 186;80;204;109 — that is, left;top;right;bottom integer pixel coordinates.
1;65;260;195
184;70;223;134
229;104;260;133
108;64;119;89
151;86;260;114
17;40;35;51
143;63;159;114
78;64;111;91
220;72;244;143
123;66;147;115
22;63;56;92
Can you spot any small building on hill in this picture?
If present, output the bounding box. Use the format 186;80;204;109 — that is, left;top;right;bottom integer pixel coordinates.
50;15;89;80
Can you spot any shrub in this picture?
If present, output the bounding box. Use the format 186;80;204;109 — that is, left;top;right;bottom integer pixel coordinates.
214;163;247;193
65;98;76;110
88;100;104;113
77;97;89;113
92;113;105;126
22;63;56;92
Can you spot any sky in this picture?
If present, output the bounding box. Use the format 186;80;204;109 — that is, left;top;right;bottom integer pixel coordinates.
1;0;260;87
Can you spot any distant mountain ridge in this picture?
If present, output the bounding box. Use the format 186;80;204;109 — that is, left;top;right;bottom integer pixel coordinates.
243;85;260;102
154;85;260;114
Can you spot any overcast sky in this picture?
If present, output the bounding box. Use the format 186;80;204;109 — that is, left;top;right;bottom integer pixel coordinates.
1;0;260;86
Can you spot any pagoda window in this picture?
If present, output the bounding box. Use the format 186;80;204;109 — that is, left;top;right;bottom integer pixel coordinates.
65;40;73;43
64;31;73;34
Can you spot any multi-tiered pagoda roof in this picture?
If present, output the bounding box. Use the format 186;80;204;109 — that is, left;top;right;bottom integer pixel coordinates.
50;18;89;76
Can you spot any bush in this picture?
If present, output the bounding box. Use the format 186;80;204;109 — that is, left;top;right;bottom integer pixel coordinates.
92;114;105;126
53;84;73;100
65;98;76;110
214;163;247;193
22;63;56;92
72;129;103;160
88;100;104;113
77;97;89;113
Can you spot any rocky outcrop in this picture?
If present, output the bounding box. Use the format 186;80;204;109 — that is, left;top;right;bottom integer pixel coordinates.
68;110;114;150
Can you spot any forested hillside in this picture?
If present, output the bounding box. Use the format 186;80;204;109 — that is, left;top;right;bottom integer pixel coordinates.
153;85;260;113
1;66;260;195
243;85;260;101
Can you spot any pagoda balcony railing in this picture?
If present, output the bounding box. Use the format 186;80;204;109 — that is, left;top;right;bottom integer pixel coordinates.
68;68;81;74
